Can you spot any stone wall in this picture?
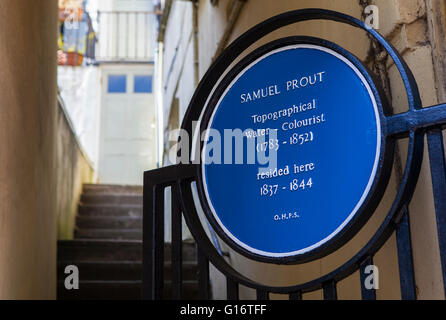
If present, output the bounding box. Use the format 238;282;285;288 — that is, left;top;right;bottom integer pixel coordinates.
371;0;445;300
160;0;446;300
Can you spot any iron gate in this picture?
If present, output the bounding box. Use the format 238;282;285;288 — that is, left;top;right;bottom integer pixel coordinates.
142;9;446;300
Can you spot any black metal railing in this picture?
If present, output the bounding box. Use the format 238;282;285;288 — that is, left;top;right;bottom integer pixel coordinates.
142;121;446;301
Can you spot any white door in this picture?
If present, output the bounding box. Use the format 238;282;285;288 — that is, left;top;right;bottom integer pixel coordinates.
98;64;156;185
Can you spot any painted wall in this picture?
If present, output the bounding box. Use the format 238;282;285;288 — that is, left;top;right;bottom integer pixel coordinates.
0;0;59;299
159;0;446;299
58;66;101;167
162;0;196;131
0;0;94;299
56;98;95;240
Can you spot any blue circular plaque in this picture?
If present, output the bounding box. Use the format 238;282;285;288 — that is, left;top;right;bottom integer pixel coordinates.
199;39;386;262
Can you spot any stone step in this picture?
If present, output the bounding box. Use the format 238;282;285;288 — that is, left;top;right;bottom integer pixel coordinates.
78;204;142;218
57;280;199;300
57;280;142;300
57;184;198;300
76;216;142;229
80;193;142;206
58;240;142;262
75;228;143;240
83;184;142;195
57;261;198;281
58;240;196;262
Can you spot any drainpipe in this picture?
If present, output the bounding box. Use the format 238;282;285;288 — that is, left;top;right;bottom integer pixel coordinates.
192;0;200;86
155;40;164;168
426;0;446;103
157;0;173;43
155;0;173;167
212;0;247;62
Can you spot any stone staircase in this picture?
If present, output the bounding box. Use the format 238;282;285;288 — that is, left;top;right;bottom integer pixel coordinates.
57;184;198;300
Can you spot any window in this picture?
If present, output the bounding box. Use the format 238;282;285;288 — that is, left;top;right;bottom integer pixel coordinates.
108;75;127;93
134;75;153;93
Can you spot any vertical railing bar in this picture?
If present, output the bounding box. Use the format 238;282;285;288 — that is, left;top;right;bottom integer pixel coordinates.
289;291;302;300
115;12;119;59
171;184;183;300
256;289;269;300
145;13;149;60
135;12;138;59
153;186;165;300
395;206;417;300
360;256;377;300
322;281;337;300
197;247;210;299
126;12;129;59
226;278;239;300
142;174;155;299
427;127;446;293
107;13;111;60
